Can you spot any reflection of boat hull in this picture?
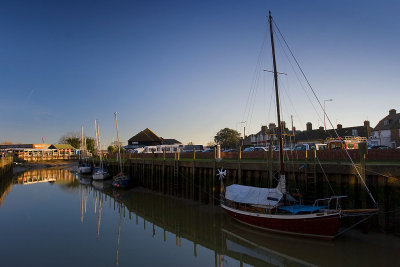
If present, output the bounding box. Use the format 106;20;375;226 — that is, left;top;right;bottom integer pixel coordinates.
79;177;92;185
93;180;112;190
222;204;340;240
112;174;132;188
93;170;110;180
78;166;92;174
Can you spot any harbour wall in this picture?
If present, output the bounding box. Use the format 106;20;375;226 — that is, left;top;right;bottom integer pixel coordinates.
102;152;400;234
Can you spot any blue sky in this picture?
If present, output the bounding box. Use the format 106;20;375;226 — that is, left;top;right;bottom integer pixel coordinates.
1;0;399;147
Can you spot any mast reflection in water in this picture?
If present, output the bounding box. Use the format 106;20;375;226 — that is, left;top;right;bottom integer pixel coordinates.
0;168;399;267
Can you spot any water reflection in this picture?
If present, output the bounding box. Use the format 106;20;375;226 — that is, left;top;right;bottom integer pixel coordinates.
0;173;12;207
0;168;399;267
16;168;75;185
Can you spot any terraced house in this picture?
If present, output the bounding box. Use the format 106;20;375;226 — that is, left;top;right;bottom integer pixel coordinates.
371;109;400;148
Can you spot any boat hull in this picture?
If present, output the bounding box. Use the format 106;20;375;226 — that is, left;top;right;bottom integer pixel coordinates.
221;204;340;240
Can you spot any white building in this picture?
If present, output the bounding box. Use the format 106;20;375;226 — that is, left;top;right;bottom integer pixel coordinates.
370;109;400;148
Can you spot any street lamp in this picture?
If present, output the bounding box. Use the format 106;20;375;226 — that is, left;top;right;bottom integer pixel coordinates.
324;99;333;130
239;121;246;146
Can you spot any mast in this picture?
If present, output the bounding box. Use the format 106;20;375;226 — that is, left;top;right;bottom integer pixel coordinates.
94;120;99;157
97;121;103;169
114;112;123;173
80;126;84;162
269;11;285;175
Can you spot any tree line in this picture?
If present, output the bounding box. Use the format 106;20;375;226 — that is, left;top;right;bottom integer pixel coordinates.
58;127;242;153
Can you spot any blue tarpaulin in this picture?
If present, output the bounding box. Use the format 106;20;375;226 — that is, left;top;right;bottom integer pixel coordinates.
278;205;327;214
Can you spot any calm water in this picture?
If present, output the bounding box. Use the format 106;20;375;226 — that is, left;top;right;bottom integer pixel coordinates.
0;168;400;267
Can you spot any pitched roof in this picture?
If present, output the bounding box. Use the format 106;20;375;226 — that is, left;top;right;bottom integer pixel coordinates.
373;112;400;131
295;125;370;142
161;138;182;145
128;128;162;143
49;144;76;150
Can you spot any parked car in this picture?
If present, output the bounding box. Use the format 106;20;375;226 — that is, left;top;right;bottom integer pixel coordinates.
315;144;327;150
242;147;255;152
201;148;214;153
253;147;267;152
370;145;392;150
294;144;308;151
224;149;238;152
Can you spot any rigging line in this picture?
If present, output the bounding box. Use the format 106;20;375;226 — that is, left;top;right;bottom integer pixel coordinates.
362;167;391;179
245;60;262;129
379;207;400;214
272;20;334;138
242;27;269;127
247;66;263;130
315;156;336;196
334;213;377;238
243;28;269;125
272;18;377;207
273;27;330;136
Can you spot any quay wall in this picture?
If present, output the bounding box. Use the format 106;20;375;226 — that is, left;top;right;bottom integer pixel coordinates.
120;149;400;162
102;149;400;234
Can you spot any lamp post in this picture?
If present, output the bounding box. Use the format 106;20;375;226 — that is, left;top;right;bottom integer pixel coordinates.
239;121;246;146
324;99;333;130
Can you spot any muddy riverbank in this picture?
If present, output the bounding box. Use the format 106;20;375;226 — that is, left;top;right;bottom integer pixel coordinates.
12;160;78;175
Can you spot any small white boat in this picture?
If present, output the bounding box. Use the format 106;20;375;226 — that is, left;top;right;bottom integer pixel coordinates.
92;120;109;180
78;126;92;174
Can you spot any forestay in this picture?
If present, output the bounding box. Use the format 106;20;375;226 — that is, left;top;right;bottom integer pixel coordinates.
225;184;283;207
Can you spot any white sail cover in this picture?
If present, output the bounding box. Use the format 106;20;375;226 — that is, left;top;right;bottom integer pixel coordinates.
225;184;283;207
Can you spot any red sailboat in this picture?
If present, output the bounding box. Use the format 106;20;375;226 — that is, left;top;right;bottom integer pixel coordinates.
220;11;378;240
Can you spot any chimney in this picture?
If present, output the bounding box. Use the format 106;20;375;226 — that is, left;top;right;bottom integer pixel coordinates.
261;126;268;134
389;109;396;116
306;122;312;131
319;126;324;130
364;120;370;128
337;124;343;130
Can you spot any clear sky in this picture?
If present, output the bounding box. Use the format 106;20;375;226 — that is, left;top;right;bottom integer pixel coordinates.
1;0;399;147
